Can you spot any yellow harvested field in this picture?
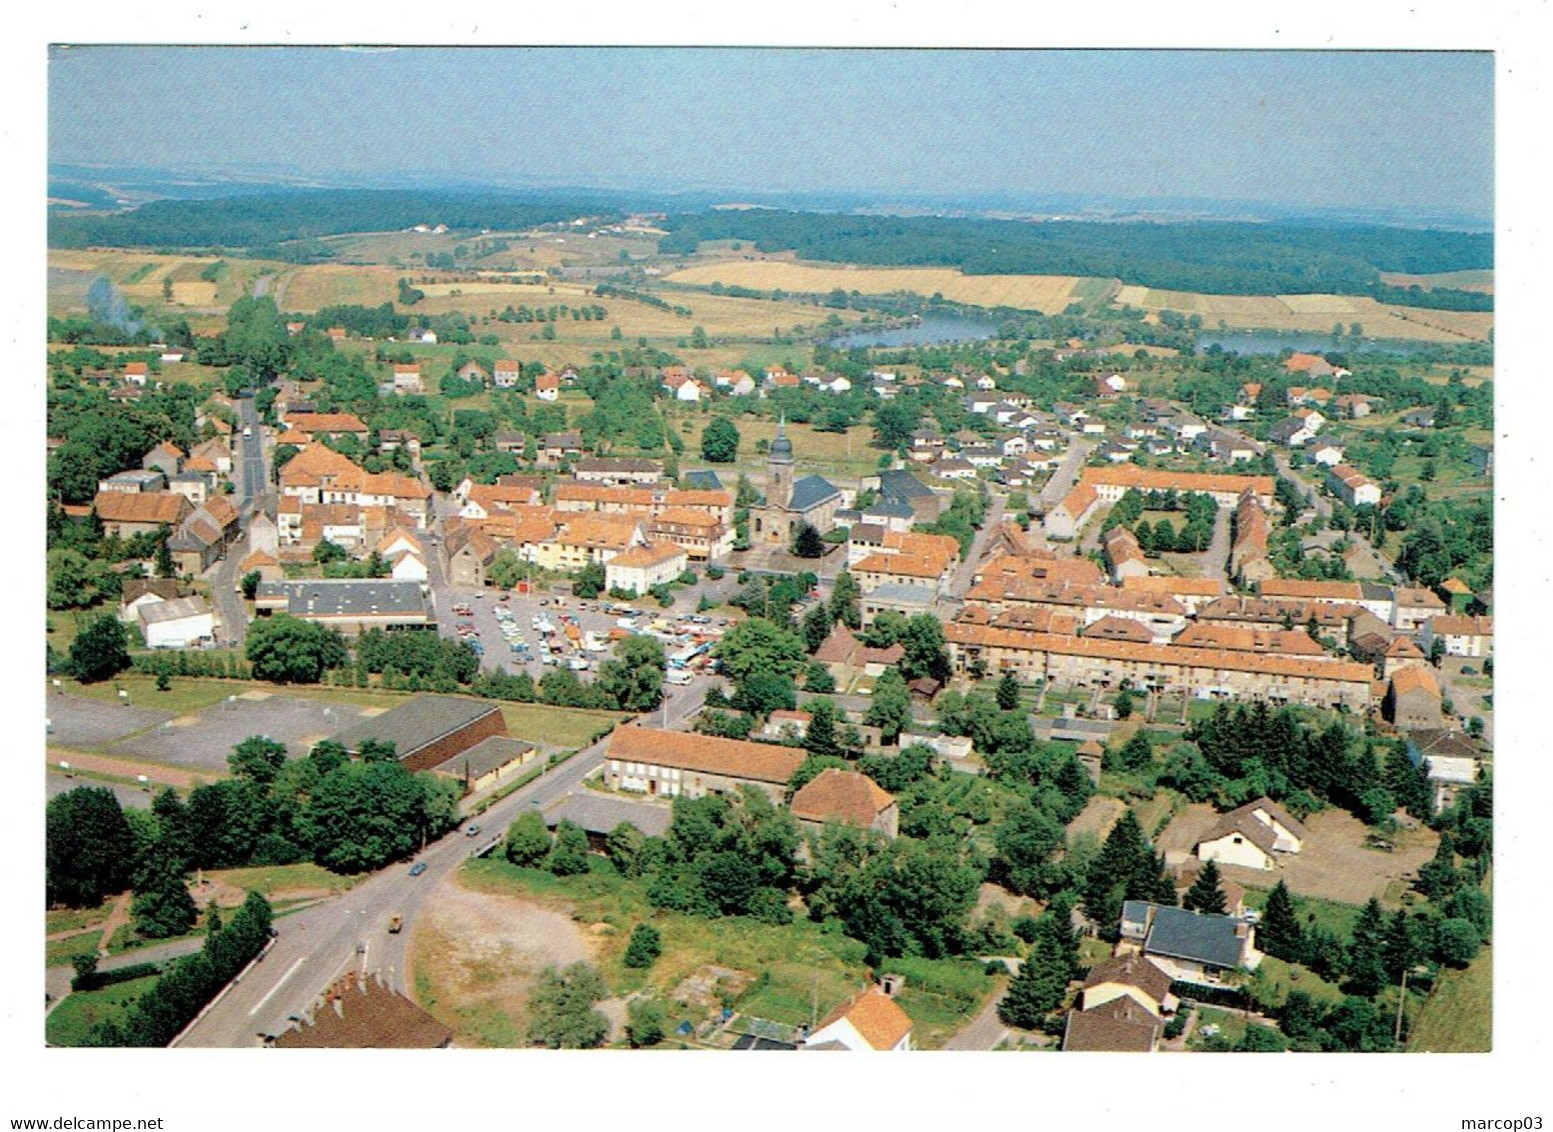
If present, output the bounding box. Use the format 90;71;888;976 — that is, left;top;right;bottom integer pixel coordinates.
1380;269;1494;293
169;280;218;305
665;259;1091;314
1123;287;1492;342
1114;284;1150;306
281;264;401;310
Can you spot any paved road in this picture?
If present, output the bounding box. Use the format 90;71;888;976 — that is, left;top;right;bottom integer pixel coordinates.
942;958;1020;1050
949;491;1007;599
210;395;267;649
176;675;709;1047
1035;439;1095;511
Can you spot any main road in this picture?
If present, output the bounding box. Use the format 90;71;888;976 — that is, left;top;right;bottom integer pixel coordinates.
211;394;267;649
176;674;711;1047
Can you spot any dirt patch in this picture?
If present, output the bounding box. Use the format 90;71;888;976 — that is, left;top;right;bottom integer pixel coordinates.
1156;804;1439;906
409;874;594;1047
358;706;388;718
236;690;272;701
974;883;1038;920
1067;796;1127;843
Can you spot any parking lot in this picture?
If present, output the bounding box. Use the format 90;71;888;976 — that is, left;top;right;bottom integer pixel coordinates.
432;578;740;681
46;695;174;749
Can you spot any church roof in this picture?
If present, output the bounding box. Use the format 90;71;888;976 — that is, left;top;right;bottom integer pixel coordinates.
789;474;841;512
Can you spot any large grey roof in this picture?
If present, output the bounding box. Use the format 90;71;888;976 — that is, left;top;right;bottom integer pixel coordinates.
428;735;535;780
864;583;936;607
257;579;428;618
139;596;212;624
1144;905;1246;970
878;469;934;501
863;498;915;519
330;694;503;758
681;470;724;491
789;474;841;512
543;792;673;838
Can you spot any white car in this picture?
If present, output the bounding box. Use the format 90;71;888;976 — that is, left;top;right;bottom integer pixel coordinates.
568;658;590;671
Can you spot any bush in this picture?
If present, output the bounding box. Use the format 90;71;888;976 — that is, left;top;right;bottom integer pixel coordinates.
72;961;162;994
622;923;663;969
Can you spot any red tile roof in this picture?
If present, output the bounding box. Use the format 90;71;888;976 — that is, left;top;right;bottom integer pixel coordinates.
608;726;805;785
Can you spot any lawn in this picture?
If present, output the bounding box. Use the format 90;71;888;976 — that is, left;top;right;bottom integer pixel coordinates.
1242;886;1362;941
496;703;628;750
1252;954;1346;1008
1188;1005;1249;1050
46;931;103;968
205;862;360;899
875;955;998;1049
667;411;888;481
56;671;249;715
1410;945;1491;1051
46;974;160;1047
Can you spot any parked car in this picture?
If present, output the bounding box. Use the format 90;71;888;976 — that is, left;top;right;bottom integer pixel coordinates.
465;824;482;837
388;915;403;933
409;861;427;876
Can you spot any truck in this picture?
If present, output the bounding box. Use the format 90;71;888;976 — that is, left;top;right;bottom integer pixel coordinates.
388;914;403;933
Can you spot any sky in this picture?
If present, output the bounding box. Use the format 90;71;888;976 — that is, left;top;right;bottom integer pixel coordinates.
49;46;1493;219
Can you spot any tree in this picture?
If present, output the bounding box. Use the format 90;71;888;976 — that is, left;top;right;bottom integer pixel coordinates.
803;660;836;693
69;615;131;683
1108;730;1153;773
505;811;552;867
996;671;1021;711
154;531;176;579
573;560;605;598
896;615;950;683
46;786;137;907
227;736;288;786
625;997;667;1048
595;635;666;712
701;417;740;463
829;568;862;629
864;667;912;745
733;670;798;717
791;522;824;558
547;820;592;876
1416;831;1461;901
998;906;1074;1029
1258;880;1304;962
1434;917;1482;967
245;614;347;684
873;400;918;451
801;602;834;654
622;923;662;969
714;618;805;685
1182;859;1227;915
527;962;610;1049
994;803;1064;897
129;846;197;939
1081;809;1174;936
240;570;262;600
1345;897;1389;996
802;698;843;758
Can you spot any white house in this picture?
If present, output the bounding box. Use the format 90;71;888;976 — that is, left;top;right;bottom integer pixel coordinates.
535;373;561;401
1421;615;1493;658
1194;797;1307;871
802;984;913;1052
139;595;216;649
1310;442;1345;467
492;361;521;388
388;550;429;582
391;364;424;394
604;541;687;596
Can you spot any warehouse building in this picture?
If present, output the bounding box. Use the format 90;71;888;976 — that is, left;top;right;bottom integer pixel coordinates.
330;694;509;773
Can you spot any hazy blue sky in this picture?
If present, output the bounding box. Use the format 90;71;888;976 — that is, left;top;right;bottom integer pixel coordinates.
49;47;1493;216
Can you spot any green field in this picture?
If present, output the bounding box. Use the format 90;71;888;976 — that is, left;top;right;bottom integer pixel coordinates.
206;862;361;899
1242;886;1363;940
46;974;160;1047
46;931;103;968
1409;945;1492;1051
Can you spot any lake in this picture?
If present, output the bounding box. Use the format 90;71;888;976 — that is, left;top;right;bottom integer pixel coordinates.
827;316;1000;348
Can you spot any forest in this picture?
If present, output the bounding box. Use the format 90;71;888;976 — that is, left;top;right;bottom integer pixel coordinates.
657;211;1493;297
46;189;628;250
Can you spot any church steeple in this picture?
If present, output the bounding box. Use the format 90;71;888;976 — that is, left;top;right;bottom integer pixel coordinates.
768;412;794;508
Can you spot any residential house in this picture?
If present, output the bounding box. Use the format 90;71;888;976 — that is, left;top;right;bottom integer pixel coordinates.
142;442;184;478
790;769;899;840
1392;586;1448;633
1309;442;1345;467
92;491;192;538
1385;666;1444;729
1406;729;1482;813
444;525;500;588
98;469;167;494
1062;995;1162;1053
1043;483;1100;540
390;364;423;394
492;431;526;455
457;361;489;386
573;457;663;485
1103;527;1149;583
492;360;521;389
1120;902;1261;986
802;984;913;1052
1381;636;1428;680
1421;615;1493;659
167;496;243;574
535;373;561;401
1194;796;1307;871
539;432;585;466
604;726;806;804
875;469;944;524
1079;954;1177;1018
604;541;688;596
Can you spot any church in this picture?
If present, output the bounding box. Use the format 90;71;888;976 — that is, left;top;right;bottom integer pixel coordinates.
751;418;844;545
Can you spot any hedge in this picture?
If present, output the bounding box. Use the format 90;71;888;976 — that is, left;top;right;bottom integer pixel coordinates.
72;961;162;993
